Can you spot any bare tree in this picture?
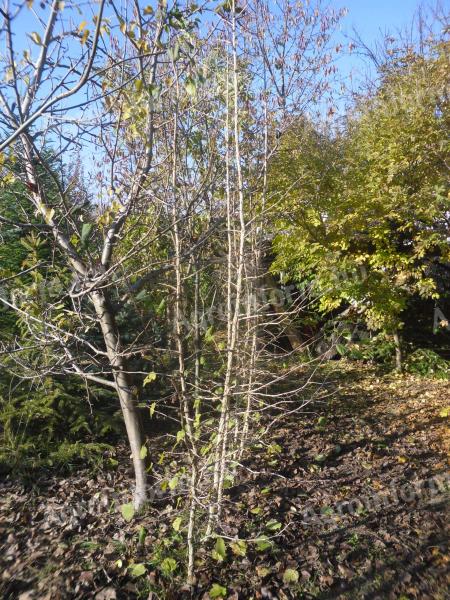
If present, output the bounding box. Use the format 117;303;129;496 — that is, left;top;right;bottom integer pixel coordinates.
0;0;207;509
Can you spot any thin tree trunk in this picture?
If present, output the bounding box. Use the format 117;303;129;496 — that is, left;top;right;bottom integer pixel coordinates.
207;3;247;535
20;135;147;508
393;330;403;373
91;290;147;509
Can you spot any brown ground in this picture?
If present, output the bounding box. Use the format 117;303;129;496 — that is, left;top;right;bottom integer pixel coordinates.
1;363;449;599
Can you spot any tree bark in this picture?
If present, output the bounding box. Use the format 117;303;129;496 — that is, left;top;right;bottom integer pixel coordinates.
393;330;403;373
264;273;303;350
91;290;147;509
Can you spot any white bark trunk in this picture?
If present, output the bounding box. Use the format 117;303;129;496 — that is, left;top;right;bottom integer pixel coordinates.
91;290;147;509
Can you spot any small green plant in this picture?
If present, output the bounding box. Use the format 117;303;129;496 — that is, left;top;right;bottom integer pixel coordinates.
338;333;396;365
0;377;121;475
283;568;299;584
160;557;178;577
404;348;450;379
209;583;227;599
121;502;135;522
79;540;103;552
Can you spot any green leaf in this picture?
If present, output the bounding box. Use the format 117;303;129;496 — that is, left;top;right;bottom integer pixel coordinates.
283;568;299;584
81;222;93;245
176;429;185;443
149;402;156;418
138;526;147;545
223;473;234;489
230;539;247;557
139;445;148;459
209;583;227;599
168;475;179;490
135;289;147;301
204;326;214;343
155;298;166;315
172;516;182;532
185;78;196;97
255;536;272;552
212;536;227;562
168;42;180;62
143;371;157;386
336;343;346;356
266;519;282;531
121;502;135;522
130;563;146;577
267;443;282;455
148;83;160;99
160;557;177;575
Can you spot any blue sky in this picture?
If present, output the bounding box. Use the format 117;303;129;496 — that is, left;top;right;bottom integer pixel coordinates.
325;0;444;108
4;0;444;145
332;0;444;70
12;0;442;91
337;0;428;39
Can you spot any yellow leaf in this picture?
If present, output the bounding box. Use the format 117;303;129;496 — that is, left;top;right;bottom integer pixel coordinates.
143;371;157;386
80;29;90;45
397;456;407;464
43;206;55;223
283;568;299;584
230;540;247;557
78;20;88;32
30;32;42;45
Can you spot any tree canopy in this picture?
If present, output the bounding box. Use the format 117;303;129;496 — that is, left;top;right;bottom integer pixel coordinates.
270;39;449;334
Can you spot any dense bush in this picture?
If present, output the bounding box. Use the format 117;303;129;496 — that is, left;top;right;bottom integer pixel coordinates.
0;377;122;474
404;348;450;379
337;332;397;365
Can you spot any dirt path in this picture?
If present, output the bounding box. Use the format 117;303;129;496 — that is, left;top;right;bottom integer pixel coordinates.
1;364;448;599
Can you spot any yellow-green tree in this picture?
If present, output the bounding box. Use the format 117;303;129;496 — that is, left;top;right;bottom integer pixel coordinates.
270;40;449;360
